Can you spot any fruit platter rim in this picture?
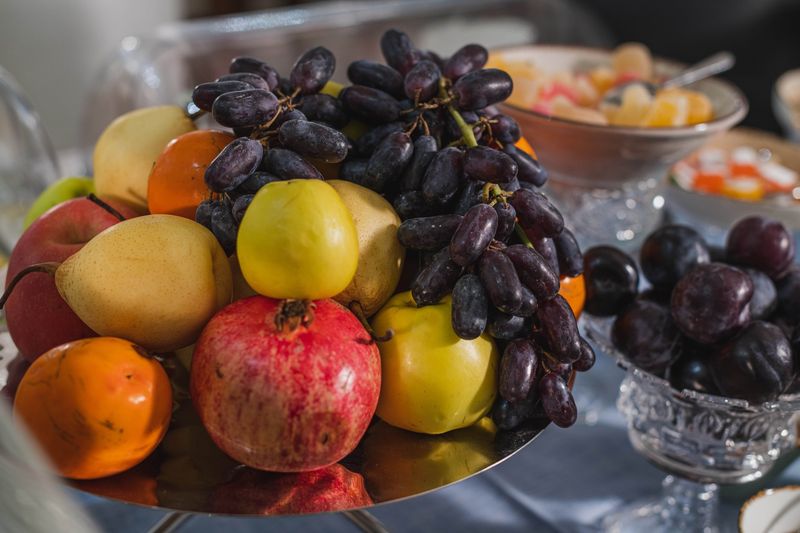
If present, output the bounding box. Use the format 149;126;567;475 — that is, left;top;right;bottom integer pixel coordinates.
63;417;549;518
582;314;800;414
492;43;749;136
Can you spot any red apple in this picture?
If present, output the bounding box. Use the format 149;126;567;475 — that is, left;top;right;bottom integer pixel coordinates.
209;464;373;515
3;197;138;360
191;296;381;472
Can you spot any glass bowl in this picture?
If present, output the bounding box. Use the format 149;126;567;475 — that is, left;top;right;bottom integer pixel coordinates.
583;316;800;533
492;45;748;250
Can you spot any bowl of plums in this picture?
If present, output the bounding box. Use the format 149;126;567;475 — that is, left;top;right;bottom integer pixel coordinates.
581;216;800;532
488;43;748;249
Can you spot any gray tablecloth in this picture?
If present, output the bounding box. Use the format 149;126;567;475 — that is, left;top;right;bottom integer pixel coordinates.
74;351;800;532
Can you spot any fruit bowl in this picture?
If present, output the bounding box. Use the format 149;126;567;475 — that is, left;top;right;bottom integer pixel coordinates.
667;127;800;243
582;315;800;532
492;45;747;249
0;345;549;517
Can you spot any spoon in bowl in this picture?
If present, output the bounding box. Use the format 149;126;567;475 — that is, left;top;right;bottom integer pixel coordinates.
602;51;736;106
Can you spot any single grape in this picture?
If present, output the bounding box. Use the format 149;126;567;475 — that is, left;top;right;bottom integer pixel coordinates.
492;397;535;431
640;225;710;289
666;341;719;394
500;339;539;402
708;321;794;403
347;59;405;98
452;68;513;111
542;358;572;383
231;194;253;223
295;94;349;128
487;312;529;340
554;228;583;277
726;216;795;279
537;295;582;364
776;266;800;324
211;203;238;256
216;72;270;91
503;144;548;187
340;85;402;124
573;339;596;372
671;263;753;344
463;146;518;184
397;214;463;251
393;190;440;219
262;147;323;180
354;122;404;156
400;135;438;191
499;177;520;194
530;235;559;276
289;46;335;95
404;60;441;102
443;44;488;81
229;56;279;90
612;298;681;374
211;89;279;128
479;248;524;314
195;199;217;229
421;147;464;205
363;131;414;193
582;246;639;317
277;119;349;163
510;189;564;237
192;80;253;112
516;286;538;317
539;373;576;428
204;137;263;192
452;179;484;216
494;202;516;242
503;244;560;301
744;268;777;320
411;248;463;306
380;29;421;75
236;171;281;195
451;274;489;339
489;114;521;144
340;159;369;185
449;204;498;266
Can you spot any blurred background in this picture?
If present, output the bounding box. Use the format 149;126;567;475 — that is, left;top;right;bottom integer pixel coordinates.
1;0;799;151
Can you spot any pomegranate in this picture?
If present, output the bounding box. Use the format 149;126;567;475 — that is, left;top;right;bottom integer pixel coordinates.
191;296;381;472
209;464;373;514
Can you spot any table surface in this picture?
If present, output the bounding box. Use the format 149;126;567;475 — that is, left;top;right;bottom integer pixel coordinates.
73;349;800;533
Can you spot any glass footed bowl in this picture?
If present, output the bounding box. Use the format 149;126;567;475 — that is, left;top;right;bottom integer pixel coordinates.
582;315;800;533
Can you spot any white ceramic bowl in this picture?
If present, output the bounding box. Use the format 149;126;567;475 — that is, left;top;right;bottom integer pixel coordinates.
740;485;800;533
492;45;748;248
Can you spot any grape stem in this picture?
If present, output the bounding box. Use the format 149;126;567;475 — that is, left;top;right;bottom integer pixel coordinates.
439;78;478;149
515;224;535;248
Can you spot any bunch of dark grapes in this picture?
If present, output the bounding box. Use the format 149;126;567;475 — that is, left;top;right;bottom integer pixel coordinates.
189;29;592;429
583;217;798;404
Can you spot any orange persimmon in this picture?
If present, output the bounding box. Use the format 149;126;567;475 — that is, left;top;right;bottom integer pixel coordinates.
559;274;585;318
515;137;537;159
147;129;234;218
14;337;172;480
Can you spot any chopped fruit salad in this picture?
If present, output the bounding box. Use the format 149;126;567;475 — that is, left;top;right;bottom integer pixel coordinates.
671;145;799;202
491;43;714;127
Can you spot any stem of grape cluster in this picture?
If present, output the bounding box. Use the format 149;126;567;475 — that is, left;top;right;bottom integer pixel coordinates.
515;224;535;249
439;79;478;149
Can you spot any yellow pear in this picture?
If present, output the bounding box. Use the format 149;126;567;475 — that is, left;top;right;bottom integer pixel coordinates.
94;106;195;212
55;215;232;352
328;180;405;316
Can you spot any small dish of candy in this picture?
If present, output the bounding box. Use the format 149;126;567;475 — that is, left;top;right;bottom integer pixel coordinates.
667;128;800;233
